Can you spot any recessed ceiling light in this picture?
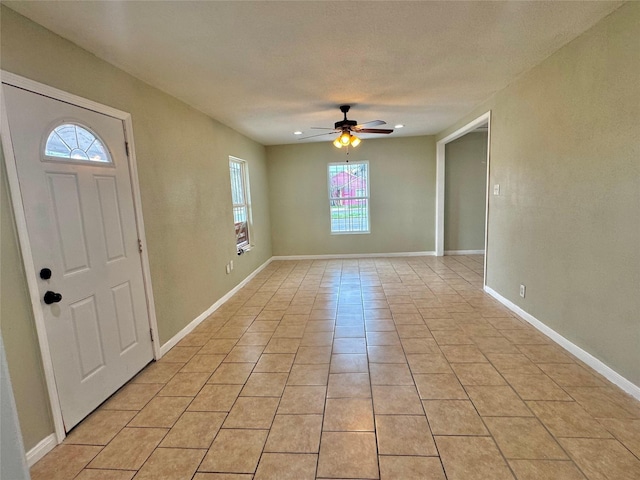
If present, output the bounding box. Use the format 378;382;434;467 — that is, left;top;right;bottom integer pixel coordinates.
293;131;303;135
394;124;404;129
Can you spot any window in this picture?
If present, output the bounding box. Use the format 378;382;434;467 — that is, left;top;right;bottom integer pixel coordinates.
229;157;251;249
44;123;111;164
328;161;370;234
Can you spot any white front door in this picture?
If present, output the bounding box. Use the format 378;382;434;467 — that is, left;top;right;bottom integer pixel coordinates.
3;84;154;430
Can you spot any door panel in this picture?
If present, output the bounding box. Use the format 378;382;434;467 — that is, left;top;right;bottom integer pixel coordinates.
3;83;153;430
47;173;91;274
111;281;138;352
69;295;105;379
95;176;127;262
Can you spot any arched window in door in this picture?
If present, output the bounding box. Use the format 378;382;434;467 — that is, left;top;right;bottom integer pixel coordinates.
44;123;112;163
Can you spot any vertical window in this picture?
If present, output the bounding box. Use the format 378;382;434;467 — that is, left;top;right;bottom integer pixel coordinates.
328;161;370;234
229;157;251;249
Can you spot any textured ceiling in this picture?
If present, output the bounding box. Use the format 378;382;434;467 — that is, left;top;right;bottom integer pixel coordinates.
5;1;622;145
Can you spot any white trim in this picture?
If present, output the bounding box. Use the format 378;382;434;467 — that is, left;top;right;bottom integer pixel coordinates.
329;231;370;236
482;117;492;287
444;250;485;255
159;257;273;356
435;142;445;256
122;116;161;359
0;71;160;441
272;251;436;261
1;72;128;119
25;433;57;467
436;111;491;289
484;285;640;401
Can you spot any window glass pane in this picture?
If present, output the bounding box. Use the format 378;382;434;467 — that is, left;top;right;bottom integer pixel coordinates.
329;162;369;233
235;220;249;246
45;133;71;158
76;128;95;150
45;124;111;163
70;149;90;160
233;206;247;223
331;199;369;232
229;161;244;205
86;141;110;162
329;163;367;200
55;124;78;150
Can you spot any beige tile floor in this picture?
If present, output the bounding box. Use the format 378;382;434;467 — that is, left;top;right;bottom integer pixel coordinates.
31;256;640;480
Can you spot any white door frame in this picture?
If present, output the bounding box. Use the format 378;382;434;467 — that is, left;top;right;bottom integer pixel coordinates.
435;111;491;286
1;71;160;444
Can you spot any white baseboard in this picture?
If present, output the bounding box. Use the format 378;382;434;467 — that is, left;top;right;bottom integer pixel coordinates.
444;250;484;255
484;285;640;401
26;433;56;467
159;258;273;356
272;251;436;261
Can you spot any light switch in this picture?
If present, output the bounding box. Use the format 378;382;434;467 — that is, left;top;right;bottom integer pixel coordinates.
493;184;500;195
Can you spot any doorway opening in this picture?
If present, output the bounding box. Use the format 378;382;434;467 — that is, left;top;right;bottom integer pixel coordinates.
435;111;491;286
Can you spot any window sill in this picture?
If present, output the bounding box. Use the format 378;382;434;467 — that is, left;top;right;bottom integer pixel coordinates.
237;244;253;255
330;231;370;235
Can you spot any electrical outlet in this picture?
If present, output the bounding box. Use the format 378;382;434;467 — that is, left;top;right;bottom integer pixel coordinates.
493;184;500;195
520;284;526;298
225;264;231;274
230;260;234;271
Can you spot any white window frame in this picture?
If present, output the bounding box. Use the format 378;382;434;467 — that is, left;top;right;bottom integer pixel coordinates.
328;161;370;235
229;156;252;250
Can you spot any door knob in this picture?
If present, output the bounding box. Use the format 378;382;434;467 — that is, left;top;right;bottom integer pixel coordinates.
44;291;62;305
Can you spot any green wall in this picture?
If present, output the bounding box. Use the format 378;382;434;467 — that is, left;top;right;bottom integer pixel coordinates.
439;2;640;386
444;132;488;251
0;6;272;450
267;136;435;256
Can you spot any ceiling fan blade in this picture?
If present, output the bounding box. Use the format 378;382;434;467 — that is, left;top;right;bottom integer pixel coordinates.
299;132;338;140
310;127;337;130
357;128;394;134
355;120;386;129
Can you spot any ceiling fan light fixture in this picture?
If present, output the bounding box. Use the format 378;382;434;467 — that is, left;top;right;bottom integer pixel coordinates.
313;106;389;149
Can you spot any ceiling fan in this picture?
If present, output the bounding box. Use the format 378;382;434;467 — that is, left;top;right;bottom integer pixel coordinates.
300;105;394;148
